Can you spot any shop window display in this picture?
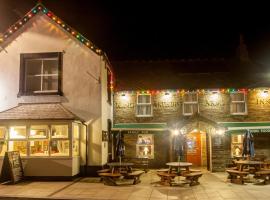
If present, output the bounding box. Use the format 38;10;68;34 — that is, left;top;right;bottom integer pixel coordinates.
136;134;154;158
231;134;244;157
9;126;26;139
29;125;48;138
8;141;27;156
51;140;69;156
30;140;49;156
51;125;68;138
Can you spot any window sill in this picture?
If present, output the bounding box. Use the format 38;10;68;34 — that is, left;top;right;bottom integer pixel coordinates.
230;113;248;116
136;115;153;118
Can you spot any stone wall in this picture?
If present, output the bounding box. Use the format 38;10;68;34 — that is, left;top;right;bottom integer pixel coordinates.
114;89;270;124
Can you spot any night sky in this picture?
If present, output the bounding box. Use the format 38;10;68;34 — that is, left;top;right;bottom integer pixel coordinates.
1;0;270;63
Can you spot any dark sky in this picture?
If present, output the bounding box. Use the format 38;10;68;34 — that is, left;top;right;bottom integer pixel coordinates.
1;0;270;62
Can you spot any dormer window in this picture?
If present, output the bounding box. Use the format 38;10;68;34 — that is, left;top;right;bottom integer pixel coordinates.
19;52;62;96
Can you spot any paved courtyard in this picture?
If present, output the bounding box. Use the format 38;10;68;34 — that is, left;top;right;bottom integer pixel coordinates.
0;170;270;200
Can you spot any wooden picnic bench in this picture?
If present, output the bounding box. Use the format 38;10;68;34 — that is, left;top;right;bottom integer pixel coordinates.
125;170;144;185
254;170;270;184
98;173;122;186
157;172;177;186
182;172;203;186
226;169;248;184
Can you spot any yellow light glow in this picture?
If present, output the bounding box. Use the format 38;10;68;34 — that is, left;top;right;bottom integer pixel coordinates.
172;129;180;136
209;92;219;102
259;90;269;98
215;129;225;135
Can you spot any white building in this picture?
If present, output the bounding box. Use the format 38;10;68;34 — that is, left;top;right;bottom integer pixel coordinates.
0;3;113;177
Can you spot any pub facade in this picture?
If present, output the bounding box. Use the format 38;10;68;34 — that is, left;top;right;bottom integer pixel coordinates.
113;81;270;172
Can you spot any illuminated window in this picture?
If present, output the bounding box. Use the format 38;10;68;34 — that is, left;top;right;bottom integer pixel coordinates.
136;134;154;159
183;93;198;116
72;124;80;156
230;92;247;115
51;125;68;138
231;134;244;157
136;94;152;117
0;127;7;139
8;141;27;156
29;125;48;138
0;141;7;156
29;140;49;156
9;126;26;139
19;52;62;96
50;140;69;156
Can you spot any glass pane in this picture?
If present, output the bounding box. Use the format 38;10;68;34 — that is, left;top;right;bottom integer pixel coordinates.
51;140;69;156
231;93;244;101
231;103;245;113
0;127;6;139
0;141;7;156
30;140;49;156
25;59;42;92
8;141;27;156
51;125;68;138
42;76;58;91
138;95;151;103
30;125;48;138
137;105;152;116
73;124;79;139
184;104;198;114
9;126;26;139
184;93;197;102
73;140;79;156
136;145;153;158
43;59;58;75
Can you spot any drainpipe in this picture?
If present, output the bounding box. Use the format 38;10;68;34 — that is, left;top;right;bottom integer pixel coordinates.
83;122;88;176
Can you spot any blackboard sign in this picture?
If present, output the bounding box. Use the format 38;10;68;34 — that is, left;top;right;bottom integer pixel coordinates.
0;151;24;184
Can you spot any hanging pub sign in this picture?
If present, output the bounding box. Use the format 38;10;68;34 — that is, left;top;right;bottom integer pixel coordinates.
0;151;24;184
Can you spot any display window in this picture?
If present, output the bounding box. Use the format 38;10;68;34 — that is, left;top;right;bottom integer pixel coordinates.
29;125;48;138
9;126;26;139
72;124;80;156
231;134;244;157
51;125;68;138
0;127;6;139
30;140;49;156
136;134;154;158
8;141;27;156
50;140;69;156
0;141;7;156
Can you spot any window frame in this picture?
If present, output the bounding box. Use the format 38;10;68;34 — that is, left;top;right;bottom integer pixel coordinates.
183;92;199;116
230;92;247;115
18;52;63;96
136;94;153;117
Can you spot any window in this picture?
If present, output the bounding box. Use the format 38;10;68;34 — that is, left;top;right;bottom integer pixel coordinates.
50;140;69;156
72;124;80;156
230;92;247;115
9;126;26;139
29;125;48;138
0;127;7;156
8;141;27;156
30;140;49;156
183;93;198;116
231;134;244;157
136;134;154;159
51;125;68;138
19;52;62;96
136;94;152;117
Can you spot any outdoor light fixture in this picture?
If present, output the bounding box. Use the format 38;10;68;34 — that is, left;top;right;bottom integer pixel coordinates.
210;91;219;102
260;90;269;98
172;129;180;136
165;92;170;95
121;93;126;97
215;129;225;135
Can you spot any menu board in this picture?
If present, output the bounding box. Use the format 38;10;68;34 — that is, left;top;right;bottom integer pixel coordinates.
0;151;24;184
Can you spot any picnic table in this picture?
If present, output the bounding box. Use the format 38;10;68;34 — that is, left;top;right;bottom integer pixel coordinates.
234;160;263;172
107;162;134;174
166;162;193;175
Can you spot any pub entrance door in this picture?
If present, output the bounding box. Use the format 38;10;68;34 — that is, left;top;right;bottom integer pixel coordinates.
186;130;207;166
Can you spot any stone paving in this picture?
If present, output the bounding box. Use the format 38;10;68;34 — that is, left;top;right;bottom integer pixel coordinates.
0;170;270;200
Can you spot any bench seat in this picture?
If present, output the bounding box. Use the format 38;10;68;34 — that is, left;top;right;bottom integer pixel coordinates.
157;172;177;186
98;173;122;186
255;170;270;184
125;170;144;184
226;170;248;184
182;172;203;186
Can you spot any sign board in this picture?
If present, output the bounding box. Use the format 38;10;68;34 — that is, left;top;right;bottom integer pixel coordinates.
0;151;24;184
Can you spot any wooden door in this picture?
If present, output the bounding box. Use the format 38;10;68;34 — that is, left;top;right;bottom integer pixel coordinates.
186;132;201;166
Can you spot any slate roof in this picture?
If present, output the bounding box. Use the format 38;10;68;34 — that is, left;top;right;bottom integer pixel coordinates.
113;59;269;91
0;103;80;121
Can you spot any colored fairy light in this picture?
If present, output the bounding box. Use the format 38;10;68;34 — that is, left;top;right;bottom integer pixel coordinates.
38;6;42;10
76;35;80;38
28;14;32;18
57;20;61;24
47;12;52;17
19;21;22;25
32;9;37;14
52;17;56;20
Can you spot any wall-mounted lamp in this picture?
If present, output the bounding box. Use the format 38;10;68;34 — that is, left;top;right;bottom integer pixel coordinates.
172;129;180;136
121;93;126;97
215;129;225;135
210;91;219;102
260;90;269;98
165;92;170;96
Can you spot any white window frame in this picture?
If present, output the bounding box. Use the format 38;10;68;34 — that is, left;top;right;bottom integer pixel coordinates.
230;92;247;115
183;92;199;116
136;94;153;117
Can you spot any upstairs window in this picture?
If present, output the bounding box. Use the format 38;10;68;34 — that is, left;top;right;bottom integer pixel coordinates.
230;92;247;115
19;52;62;96
183;93;198;116
136;94;152;117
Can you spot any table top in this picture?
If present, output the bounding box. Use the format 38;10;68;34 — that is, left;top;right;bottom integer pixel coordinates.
235;160;263;165
107;162;134;167
166;162;192;167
